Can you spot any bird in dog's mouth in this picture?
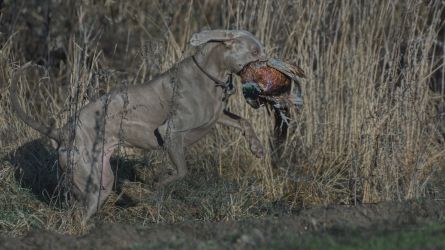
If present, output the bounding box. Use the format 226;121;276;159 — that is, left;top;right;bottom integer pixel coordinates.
239;59;306;123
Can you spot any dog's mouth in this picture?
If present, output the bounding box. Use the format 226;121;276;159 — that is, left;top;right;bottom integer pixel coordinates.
236;59;268;75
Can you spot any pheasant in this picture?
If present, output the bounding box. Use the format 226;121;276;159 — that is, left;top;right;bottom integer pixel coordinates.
239;58;306;154
239;58;306;111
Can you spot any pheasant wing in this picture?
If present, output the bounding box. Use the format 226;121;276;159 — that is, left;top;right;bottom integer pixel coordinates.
266;58;306;81
266;58;305;108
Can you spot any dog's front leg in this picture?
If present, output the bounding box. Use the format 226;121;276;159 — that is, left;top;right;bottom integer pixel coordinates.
217;110;264;158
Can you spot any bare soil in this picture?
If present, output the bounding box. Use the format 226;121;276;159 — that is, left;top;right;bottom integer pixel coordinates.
1;200;444;250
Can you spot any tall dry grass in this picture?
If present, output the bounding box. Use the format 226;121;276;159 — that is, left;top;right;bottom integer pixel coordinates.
0;0;444;235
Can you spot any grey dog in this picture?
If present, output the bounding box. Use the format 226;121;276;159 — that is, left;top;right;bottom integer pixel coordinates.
11;30;267;221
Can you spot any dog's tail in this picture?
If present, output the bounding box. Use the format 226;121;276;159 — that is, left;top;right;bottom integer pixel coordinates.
10;62;61;142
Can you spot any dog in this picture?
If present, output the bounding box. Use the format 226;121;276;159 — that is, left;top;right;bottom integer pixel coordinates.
10;30;267;222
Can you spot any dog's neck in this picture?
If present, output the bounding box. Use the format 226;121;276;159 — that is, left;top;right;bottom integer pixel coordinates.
194;43;230;84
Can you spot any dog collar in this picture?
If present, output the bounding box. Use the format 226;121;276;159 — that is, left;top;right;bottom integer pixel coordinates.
192;55;230;89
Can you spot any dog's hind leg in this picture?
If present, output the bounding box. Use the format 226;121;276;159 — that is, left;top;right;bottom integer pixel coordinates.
77;147;116;222
97;147;115;208
71;171;101;223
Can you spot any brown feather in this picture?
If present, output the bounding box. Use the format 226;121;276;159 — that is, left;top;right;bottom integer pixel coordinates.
240;62;291;96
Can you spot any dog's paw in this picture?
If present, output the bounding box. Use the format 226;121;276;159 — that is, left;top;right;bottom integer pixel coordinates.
250;137;264;159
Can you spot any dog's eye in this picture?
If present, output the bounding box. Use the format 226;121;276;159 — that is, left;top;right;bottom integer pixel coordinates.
252;49;259;56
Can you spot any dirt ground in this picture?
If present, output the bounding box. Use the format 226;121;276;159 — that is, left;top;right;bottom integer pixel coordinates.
1;200;444;250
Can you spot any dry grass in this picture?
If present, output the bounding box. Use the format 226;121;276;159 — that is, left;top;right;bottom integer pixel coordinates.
0;0;444;236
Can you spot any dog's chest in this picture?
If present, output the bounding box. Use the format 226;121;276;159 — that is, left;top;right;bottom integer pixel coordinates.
177;79;225;129
196;87;224;124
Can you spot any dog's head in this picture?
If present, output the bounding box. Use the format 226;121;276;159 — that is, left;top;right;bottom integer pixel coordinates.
190;30;267;74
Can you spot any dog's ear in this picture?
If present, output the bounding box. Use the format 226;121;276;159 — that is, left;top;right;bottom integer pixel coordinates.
190;30;246;47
